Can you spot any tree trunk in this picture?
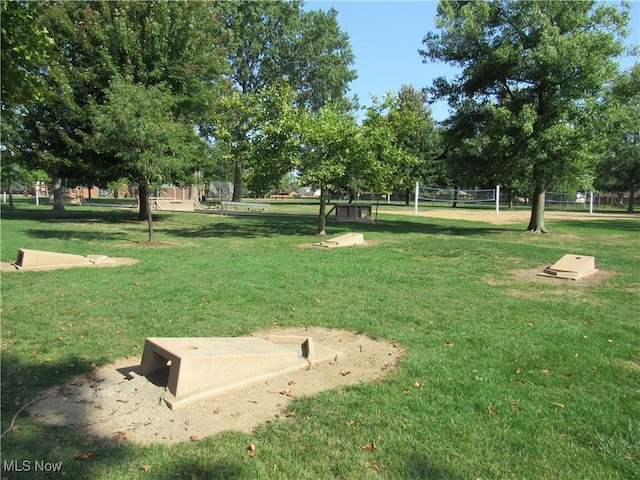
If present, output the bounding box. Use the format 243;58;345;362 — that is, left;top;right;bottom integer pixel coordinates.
232;159;242;202
527;185;549;233
316;186;328;235
7;178;15;210
189;184;199;201
405;188;410;206
52;176;66;212
146;193;154;243
627;183;636;214
138;183;150;221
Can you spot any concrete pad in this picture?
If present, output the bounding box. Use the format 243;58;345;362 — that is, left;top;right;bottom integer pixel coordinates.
12;248;118;271
153;198;195;212
538;254;597;280
314;232;365;249
140;336;341;410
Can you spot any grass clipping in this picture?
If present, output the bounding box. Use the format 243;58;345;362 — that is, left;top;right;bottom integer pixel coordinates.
28;327;404;445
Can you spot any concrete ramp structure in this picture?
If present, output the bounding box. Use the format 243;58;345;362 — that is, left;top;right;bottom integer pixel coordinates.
140;336;341;410
12;248;117;271
538;254;597;280
314;232;365;249
152;198;195;212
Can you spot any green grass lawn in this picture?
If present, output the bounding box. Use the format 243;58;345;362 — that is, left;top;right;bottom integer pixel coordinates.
1;198;639;479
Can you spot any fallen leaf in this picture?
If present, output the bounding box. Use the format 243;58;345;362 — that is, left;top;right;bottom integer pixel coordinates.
540;369;549;375
248;444;257;457
488;406;496;415
340;370;351;376
141;464;150;472
403;389;410;395
360;443;378;451
278;389;294;397
414;382;424;389
444;341;454;347
552;402;565;409
285;410;296;418
189;435;199;442
76;452;94;460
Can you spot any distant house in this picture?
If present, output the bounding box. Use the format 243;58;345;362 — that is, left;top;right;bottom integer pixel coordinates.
597;191;640;207
297;187;321;197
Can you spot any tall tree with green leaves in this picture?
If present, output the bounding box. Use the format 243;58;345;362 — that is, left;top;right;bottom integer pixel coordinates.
1;0;54;111
388;85;443;204
595;64;640;213
297;105;366;235
90;78;205;242
421;0;630;232
18;0;227;215
219;1;356;201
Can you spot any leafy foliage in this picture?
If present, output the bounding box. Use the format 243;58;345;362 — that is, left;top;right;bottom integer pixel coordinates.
595;64;640;212
89;78;205;241
421;0;630;232
15;1;227;206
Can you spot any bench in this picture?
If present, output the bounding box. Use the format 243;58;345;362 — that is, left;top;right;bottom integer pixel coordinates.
220;201;270;215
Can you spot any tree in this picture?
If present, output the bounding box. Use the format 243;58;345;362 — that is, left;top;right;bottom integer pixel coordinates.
595;64;640;213
90;78;205;242
297;105;366;235
1;0;54;111
421;0;630;232
386;85;443;204
219;1;356;201
17;0;227;215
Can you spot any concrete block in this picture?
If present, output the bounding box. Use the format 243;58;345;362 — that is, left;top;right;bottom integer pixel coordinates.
538;254;597;280
140;336;341;410
314;232;365;249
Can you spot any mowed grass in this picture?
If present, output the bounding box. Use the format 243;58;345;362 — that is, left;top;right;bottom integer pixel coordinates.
1;198;639;479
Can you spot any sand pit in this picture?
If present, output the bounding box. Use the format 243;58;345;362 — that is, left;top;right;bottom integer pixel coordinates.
384;207;639;225
28;327;404;445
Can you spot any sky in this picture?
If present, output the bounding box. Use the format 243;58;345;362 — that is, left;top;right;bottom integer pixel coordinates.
304;1;640;122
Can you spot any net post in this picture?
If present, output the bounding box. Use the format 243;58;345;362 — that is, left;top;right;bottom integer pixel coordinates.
589;191;594;215
496;185;500;216
414;182;419;215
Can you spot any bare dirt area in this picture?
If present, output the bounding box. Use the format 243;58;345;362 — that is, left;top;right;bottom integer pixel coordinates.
509;267;617;286
382;207;639;225
28;327;404;445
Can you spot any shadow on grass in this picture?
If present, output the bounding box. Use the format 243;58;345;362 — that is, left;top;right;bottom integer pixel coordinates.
1;352;249;479
405;452;460;479
163;215;512;240
555;219;640;233
3;206;513;244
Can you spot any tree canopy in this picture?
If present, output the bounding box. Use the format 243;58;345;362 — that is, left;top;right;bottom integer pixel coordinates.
595;64;640;212
421;0;630;232
16;0;227;213
219;0;356;201
90;78;204;242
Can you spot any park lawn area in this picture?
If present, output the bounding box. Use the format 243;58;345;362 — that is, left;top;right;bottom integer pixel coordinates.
1;199;638;479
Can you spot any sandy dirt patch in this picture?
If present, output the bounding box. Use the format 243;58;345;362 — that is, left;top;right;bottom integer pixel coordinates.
382;207;639;225
28;327;404;445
